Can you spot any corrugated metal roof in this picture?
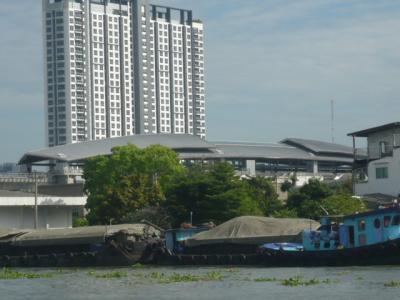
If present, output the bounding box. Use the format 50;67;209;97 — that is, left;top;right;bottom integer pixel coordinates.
19;134;216;164
281;138;354;156
214;142;313;160
19;135;355;165
347;122;400;137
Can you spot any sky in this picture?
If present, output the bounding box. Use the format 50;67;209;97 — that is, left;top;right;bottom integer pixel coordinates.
1;0;400;162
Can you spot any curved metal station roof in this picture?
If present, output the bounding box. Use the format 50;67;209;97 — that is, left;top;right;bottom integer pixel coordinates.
281;138;354;156
19;134;215;164
19;134;355;165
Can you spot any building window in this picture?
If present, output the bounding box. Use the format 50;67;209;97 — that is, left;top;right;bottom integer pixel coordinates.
376;167;388;179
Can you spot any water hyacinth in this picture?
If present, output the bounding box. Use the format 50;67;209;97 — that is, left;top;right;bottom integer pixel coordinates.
0;268;53;280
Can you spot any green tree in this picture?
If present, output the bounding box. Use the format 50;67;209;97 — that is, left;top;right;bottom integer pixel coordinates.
84;144;183;225
280;180;293;193
122;206;173;230
165;162;264;226
284;178;364;220
321;194;365;216
73;217;89;227
272;208;298;218
330;178;353;195
245;176;283;216
286;179;333;219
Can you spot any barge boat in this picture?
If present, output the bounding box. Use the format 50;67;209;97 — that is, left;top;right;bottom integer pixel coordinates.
156;207;400;266
0;223;162;268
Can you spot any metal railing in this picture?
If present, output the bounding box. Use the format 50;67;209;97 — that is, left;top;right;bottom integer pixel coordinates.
0;173;49;183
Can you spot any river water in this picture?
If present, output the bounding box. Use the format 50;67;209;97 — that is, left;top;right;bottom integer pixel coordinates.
2;266;400;300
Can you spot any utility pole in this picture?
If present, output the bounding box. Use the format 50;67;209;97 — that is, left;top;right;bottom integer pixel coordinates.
34;171;38;229
331;100;335;143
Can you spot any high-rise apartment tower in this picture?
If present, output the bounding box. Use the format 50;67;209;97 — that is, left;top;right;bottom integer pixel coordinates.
43;0;205;147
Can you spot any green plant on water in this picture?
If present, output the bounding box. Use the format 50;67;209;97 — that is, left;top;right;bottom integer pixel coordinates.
242;277;251;281
146;271;223;284
132;263;145;269
254;277;278;282
384;281;400;287
280;276;332;287
87;271;128;279
321;279;333;284
225;268;240;273
336;271;351;276
0;268;52;280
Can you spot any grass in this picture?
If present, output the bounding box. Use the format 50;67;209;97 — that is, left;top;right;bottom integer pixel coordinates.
0;268;53;280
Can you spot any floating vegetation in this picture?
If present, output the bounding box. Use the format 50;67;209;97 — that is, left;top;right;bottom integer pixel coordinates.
253;277;278;282
252;275;334;287
145;271;223;284
335;271;351;276
87;271;128;279
132;263;145;269
0;268;53;280
225;268;240;273
281;276;321;287
384;281;400;288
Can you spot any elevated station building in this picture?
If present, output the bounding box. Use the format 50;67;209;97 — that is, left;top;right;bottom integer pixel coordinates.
19;134;356;184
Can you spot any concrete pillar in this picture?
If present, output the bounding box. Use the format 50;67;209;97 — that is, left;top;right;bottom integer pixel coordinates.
246;160;256;177
313;161;318;175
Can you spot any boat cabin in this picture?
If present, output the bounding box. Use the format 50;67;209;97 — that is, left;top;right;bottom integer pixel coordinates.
302;206;400;251
165;227;208;253
339;206;400;248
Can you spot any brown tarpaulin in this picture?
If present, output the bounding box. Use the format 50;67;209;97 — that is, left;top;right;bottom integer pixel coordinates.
186;216;320;247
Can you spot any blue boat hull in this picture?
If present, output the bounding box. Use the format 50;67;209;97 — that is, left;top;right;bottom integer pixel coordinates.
156;238;400;266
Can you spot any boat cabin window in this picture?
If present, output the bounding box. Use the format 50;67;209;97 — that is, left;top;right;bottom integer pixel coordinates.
324;242;330;249
349;226;355;246
384;216;391;228
392;215;400;226
314;241;320;249
374;218;381;229
358;219;366;231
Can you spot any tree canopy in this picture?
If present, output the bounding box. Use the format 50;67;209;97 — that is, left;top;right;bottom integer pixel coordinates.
165;162;279;226
82;143;364;227
83;144;183;225
285;179;364;219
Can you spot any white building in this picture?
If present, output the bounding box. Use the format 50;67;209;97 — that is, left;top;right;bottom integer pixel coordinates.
0;190;86;229
349;122;400;199
43;0;205;147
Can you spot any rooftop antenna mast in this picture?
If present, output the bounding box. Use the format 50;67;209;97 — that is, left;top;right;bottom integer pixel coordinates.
330;100;335;143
